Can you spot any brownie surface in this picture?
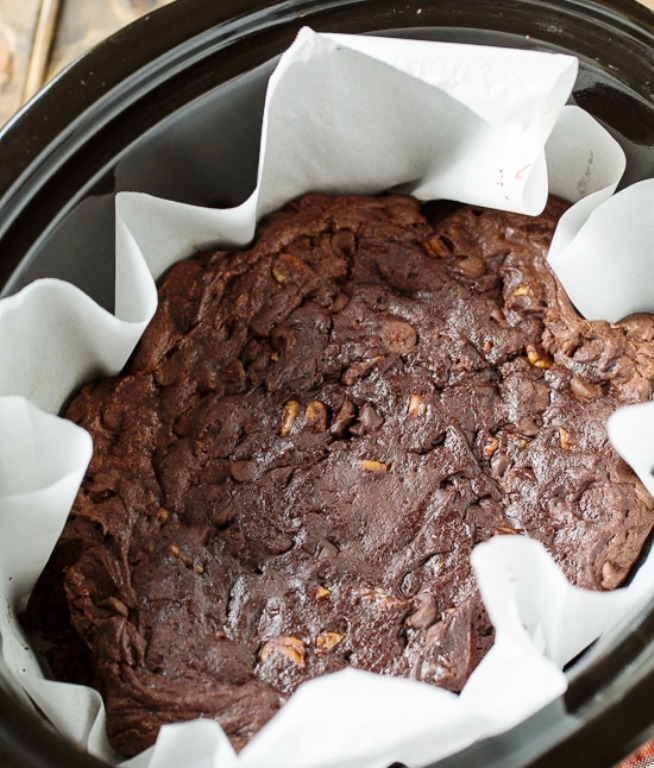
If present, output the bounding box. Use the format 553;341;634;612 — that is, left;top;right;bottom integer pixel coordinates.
28;193;654;756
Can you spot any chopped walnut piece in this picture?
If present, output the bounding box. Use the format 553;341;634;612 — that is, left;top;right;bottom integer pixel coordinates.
157;508;169;524
306;400;328;431
194;563;205;575
271;267;287;283
358;459;388;473
511;284;530;297
407;394;427;419
361;587;406;608
280;400;299;437
259;635;306;667
423;236;450;258
526;343;552;369
272;252;315;285
508;432;528;449
483;436;499;457
342;358;380;386
167;543;194;567
315;631;344;652
559;428;573;450
315;585;330;600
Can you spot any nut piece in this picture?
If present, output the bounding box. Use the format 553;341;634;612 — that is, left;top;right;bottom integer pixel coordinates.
272;266;287;283
559;428;572;450
495;526;518;535
315;585;331;600
511;284;530;297
358;459;388;473
315;631;345;652
407;394;427;419
361;587;405;607
483;436;499;457
272;253;296;283
280;400;300;437
526;343;553;370
509;433;528;449
194;563;205;575
157;507;169;524
306;400;328;431
342;358;380;386
168;544;193;567
259;635;306;667
424;236;450;258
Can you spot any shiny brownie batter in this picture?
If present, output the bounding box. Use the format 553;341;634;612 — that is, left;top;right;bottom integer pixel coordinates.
27;193;654;756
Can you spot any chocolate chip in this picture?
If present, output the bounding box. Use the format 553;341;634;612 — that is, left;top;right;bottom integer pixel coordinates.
316;540;339;559
359;403;384;430
269;536;294;555
212;503;235;528
405;593;438;630
230;460;258;483
455;256;485;279
267;466;294;487
332;293;350;312
350;403;384;436
490;453;510;477
330;399;356;437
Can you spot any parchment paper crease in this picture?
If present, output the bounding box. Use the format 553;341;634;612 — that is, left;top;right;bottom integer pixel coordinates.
1;27;654;768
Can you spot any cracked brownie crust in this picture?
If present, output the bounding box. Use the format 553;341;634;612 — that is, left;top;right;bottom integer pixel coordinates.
29;193;654;755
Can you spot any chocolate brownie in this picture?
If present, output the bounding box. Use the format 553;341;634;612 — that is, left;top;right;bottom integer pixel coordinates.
27;193;654;756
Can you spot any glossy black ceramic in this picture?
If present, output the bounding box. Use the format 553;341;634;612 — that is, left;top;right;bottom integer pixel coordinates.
0;1;653;766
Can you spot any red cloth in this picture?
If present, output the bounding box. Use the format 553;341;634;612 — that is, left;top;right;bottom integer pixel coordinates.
617;738;654;768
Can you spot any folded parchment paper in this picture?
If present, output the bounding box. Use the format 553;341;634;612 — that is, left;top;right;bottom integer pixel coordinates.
1;27;654;768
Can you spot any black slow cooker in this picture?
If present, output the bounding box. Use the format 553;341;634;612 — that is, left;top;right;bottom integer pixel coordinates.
0;1;653;766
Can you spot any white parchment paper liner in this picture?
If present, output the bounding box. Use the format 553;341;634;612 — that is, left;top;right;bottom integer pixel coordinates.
1;27;654;768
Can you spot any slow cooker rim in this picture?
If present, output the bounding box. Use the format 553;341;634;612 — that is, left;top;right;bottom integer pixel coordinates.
0;0;652;198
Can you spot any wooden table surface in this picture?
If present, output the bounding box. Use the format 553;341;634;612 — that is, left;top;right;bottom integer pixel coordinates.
0;0;175;127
